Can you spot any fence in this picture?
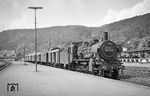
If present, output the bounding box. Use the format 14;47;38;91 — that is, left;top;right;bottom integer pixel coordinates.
119;58;150;63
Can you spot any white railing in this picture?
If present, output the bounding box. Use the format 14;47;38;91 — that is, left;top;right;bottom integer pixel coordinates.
119;58;150;63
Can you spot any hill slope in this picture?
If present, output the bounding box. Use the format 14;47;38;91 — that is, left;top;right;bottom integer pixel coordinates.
0;13;150;53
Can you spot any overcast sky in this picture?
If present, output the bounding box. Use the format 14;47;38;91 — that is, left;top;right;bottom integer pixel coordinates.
0;0;150;32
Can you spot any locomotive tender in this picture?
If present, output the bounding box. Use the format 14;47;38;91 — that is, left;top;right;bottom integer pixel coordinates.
25;32;123;79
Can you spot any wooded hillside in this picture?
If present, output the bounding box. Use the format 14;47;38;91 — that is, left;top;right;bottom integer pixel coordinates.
0;13;150;54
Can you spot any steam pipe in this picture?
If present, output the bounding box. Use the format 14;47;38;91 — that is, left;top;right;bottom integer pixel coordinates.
103;32;108;41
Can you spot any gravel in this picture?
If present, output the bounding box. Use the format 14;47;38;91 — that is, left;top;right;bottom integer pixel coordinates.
120;66;150;87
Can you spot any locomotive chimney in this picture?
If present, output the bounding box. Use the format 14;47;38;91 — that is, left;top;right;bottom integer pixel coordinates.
103;32;108;41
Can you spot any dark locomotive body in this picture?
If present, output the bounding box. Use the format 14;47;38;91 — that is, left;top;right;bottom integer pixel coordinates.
67;32;123;79
25;32;123;79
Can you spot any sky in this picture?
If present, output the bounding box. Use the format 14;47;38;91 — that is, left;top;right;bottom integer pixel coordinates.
0;0;150;32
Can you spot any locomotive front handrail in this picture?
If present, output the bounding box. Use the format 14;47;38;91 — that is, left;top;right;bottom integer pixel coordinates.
73;59;89;62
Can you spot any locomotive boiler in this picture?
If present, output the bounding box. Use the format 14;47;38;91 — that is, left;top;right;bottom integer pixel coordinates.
68;32;123;79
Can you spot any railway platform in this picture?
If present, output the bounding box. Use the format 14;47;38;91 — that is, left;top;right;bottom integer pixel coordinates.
0;61;150;96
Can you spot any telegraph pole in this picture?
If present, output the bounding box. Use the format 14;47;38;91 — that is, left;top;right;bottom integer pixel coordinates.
49;33;51;51
20;35;26;65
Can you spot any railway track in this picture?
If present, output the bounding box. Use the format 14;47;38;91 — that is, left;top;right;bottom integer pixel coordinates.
0;61;11;71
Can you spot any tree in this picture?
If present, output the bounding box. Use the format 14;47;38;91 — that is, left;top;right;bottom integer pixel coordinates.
0;46;2;51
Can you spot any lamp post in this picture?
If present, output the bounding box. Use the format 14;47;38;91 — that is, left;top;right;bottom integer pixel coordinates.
28;7;43;71
20;35;27;65
49;33;51;51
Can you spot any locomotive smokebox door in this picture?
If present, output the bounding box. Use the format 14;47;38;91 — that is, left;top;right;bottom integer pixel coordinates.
99;41;118;61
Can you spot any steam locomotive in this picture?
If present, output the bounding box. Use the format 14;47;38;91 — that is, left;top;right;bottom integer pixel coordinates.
25;32;123;79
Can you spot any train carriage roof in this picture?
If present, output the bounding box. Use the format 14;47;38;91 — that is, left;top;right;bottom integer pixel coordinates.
48;47;61;53
27;52;41;56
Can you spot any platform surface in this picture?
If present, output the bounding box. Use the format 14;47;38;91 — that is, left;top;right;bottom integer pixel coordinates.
0;61;150;96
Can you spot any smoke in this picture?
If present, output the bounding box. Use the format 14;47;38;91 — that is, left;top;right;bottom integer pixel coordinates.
101;0;150;25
